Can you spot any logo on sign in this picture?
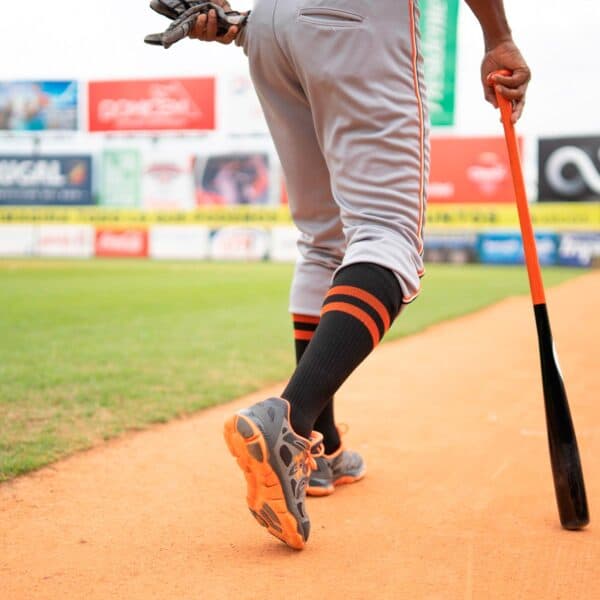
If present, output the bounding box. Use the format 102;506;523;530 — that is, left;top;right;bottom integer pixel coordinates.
145;163;185;183
88;78;215;132
466;152;507;195
98;82;203;125
210;227;269;261
539;136;600;201
545;147;600;197
559;234;600;267
95;229;148;257
36;225;94;257
0;155;93;206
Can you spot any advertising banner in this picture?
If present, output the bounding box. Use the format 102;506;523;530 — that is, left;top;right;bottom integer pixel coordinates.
1;203;598;230
423;233;477;264
194;153;271;206
477;232;559;266
142;152;195;211
149;225;210;260
429;137;519;204
419;0;459;126
269;226;300;262
209;226;270;261
0;155;93;206
0;81;78;132
35;225;95;257
558;233;600;267
0;224;35;256
539;136;600;201
100;149;141;208
220;75;269;135
95;228;148;258
88;78;215;132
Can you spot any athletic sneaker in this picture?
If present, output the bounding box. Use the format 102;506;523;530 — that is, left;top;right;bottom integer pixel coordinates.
307;434;366;497
223;397;323;550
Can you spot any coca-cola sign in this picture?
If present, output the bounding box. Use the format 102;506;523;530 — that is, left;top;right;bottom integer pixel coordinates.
95;228;148;258
88;78;215;132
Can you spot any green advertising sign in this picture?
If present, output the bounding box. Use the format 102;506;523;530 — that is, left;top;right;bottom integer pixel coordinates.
100;149;141;208
420;0;459;126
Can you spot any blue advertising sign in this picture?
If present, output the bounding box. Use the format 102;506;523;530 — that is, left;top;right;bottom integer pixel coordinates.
0;81;79;131
558;233;600;267
424;233;477;264
0;155;93;205
477;232;559;266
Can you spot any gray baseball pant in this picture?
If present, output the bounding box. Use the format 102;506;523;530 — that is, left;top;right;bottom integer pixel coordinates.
238;0;430;315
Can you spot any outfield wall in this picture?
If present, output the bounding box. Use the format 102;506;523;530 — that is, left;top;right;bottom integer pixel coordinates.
1;222;599;268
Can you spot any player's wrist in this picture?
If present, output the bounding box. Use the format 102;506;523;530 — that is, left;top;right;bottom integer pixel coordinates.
483;31;513;52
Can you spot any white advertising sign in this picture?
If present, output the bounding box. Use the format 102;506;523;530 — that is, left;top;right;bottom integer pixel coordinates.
0;225;35;257
220;74;269;135
35;225;95;258
209;227;269;261
269;226;300;263
141;151;195;211
149;225;210;260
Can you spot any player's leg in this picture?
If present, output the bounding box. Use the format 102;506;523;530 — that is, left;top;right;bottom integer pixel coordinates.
288;0;429;302
243;4;357;456
225;0;357;549
276;0;430;436
291;313;340;454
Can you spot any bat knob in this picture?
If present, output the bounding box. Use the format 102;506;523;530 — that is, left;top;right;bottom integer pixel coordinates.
486;69;512;87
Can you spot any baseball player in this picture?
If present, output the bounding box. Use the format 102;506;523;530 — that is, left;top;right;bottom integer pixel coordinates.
187;0;530;549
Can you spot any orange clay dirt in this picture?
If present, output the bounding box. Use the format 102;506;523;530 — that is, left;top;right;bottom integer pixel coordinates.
1;272;599;600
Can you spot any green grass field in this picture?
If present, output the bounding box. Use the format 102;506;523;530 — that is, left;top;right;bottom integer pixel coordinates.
0;260;582;481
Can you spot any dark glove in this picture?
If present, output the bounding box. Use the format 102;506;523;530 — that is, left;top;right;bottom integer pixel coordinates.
145;1;249;49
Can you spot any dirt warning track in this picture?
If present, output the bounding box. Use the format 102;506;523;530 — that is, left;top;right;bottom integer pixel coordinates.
1;273;599;599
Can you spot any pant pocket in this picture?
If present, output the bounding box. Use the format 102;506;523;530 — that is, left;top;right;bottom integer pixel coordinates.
297;7;365;28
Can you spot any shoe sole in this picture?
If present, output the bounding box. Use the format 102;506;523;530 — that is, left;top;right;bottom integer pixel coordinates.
307;471;366;497
224;414;306;550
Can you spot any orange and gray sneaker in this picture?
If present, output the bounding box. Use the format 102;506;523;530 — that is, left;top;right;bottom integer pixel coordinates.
307;434;366;497
223;397;322;550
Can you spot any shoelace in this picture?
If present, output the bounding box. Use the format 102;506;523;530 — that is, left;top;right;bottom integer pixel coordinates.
307;431;325;471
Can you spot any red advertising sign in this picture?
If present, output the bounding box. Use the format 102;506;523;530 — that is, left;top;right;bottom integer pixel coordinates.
429;137;522;204
88;78;215;132
95;228;148;258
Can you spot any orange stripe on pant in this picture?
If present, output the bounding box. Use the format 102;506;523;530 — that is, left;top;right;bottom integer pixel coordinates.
408;0;426;254
321;302;381;348
326;285;391;331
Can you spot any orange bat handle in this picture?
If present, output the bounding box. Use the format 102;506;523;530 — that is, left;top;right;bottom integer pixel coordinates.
487;70;546;305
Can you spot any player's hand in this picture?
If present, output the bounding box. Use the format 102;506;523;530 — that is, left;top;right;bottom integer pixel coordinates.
481;40;531;123
189;3;239;45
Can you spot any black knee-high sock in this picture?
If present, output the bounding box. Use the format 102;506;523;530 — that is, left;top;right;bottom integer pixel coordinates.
283;263;402;439
292;314;341;454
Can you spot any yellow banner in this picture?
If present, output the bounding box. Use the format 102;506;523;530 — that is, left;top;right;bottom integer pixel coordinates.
426;203;600;229
0;206;292;227
0;203;597;230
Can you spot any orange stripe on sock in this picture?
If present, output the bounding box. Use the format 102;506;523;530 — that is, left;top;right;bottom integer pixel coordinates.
326;286;391;331
294;330;314;341
321;302;380;347
292;314;320;325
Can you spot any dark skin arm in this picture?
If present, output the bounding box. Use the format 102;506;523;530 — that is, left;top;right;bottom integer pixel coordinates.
464;0;531;122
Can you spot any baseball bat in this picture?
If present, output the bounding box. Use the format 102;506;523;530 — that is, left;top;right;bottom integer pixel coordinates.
488;70;589;530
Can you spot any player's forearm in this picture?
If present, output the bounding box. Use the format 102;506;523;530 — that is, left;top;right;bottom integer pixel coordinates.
463;0;512;49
